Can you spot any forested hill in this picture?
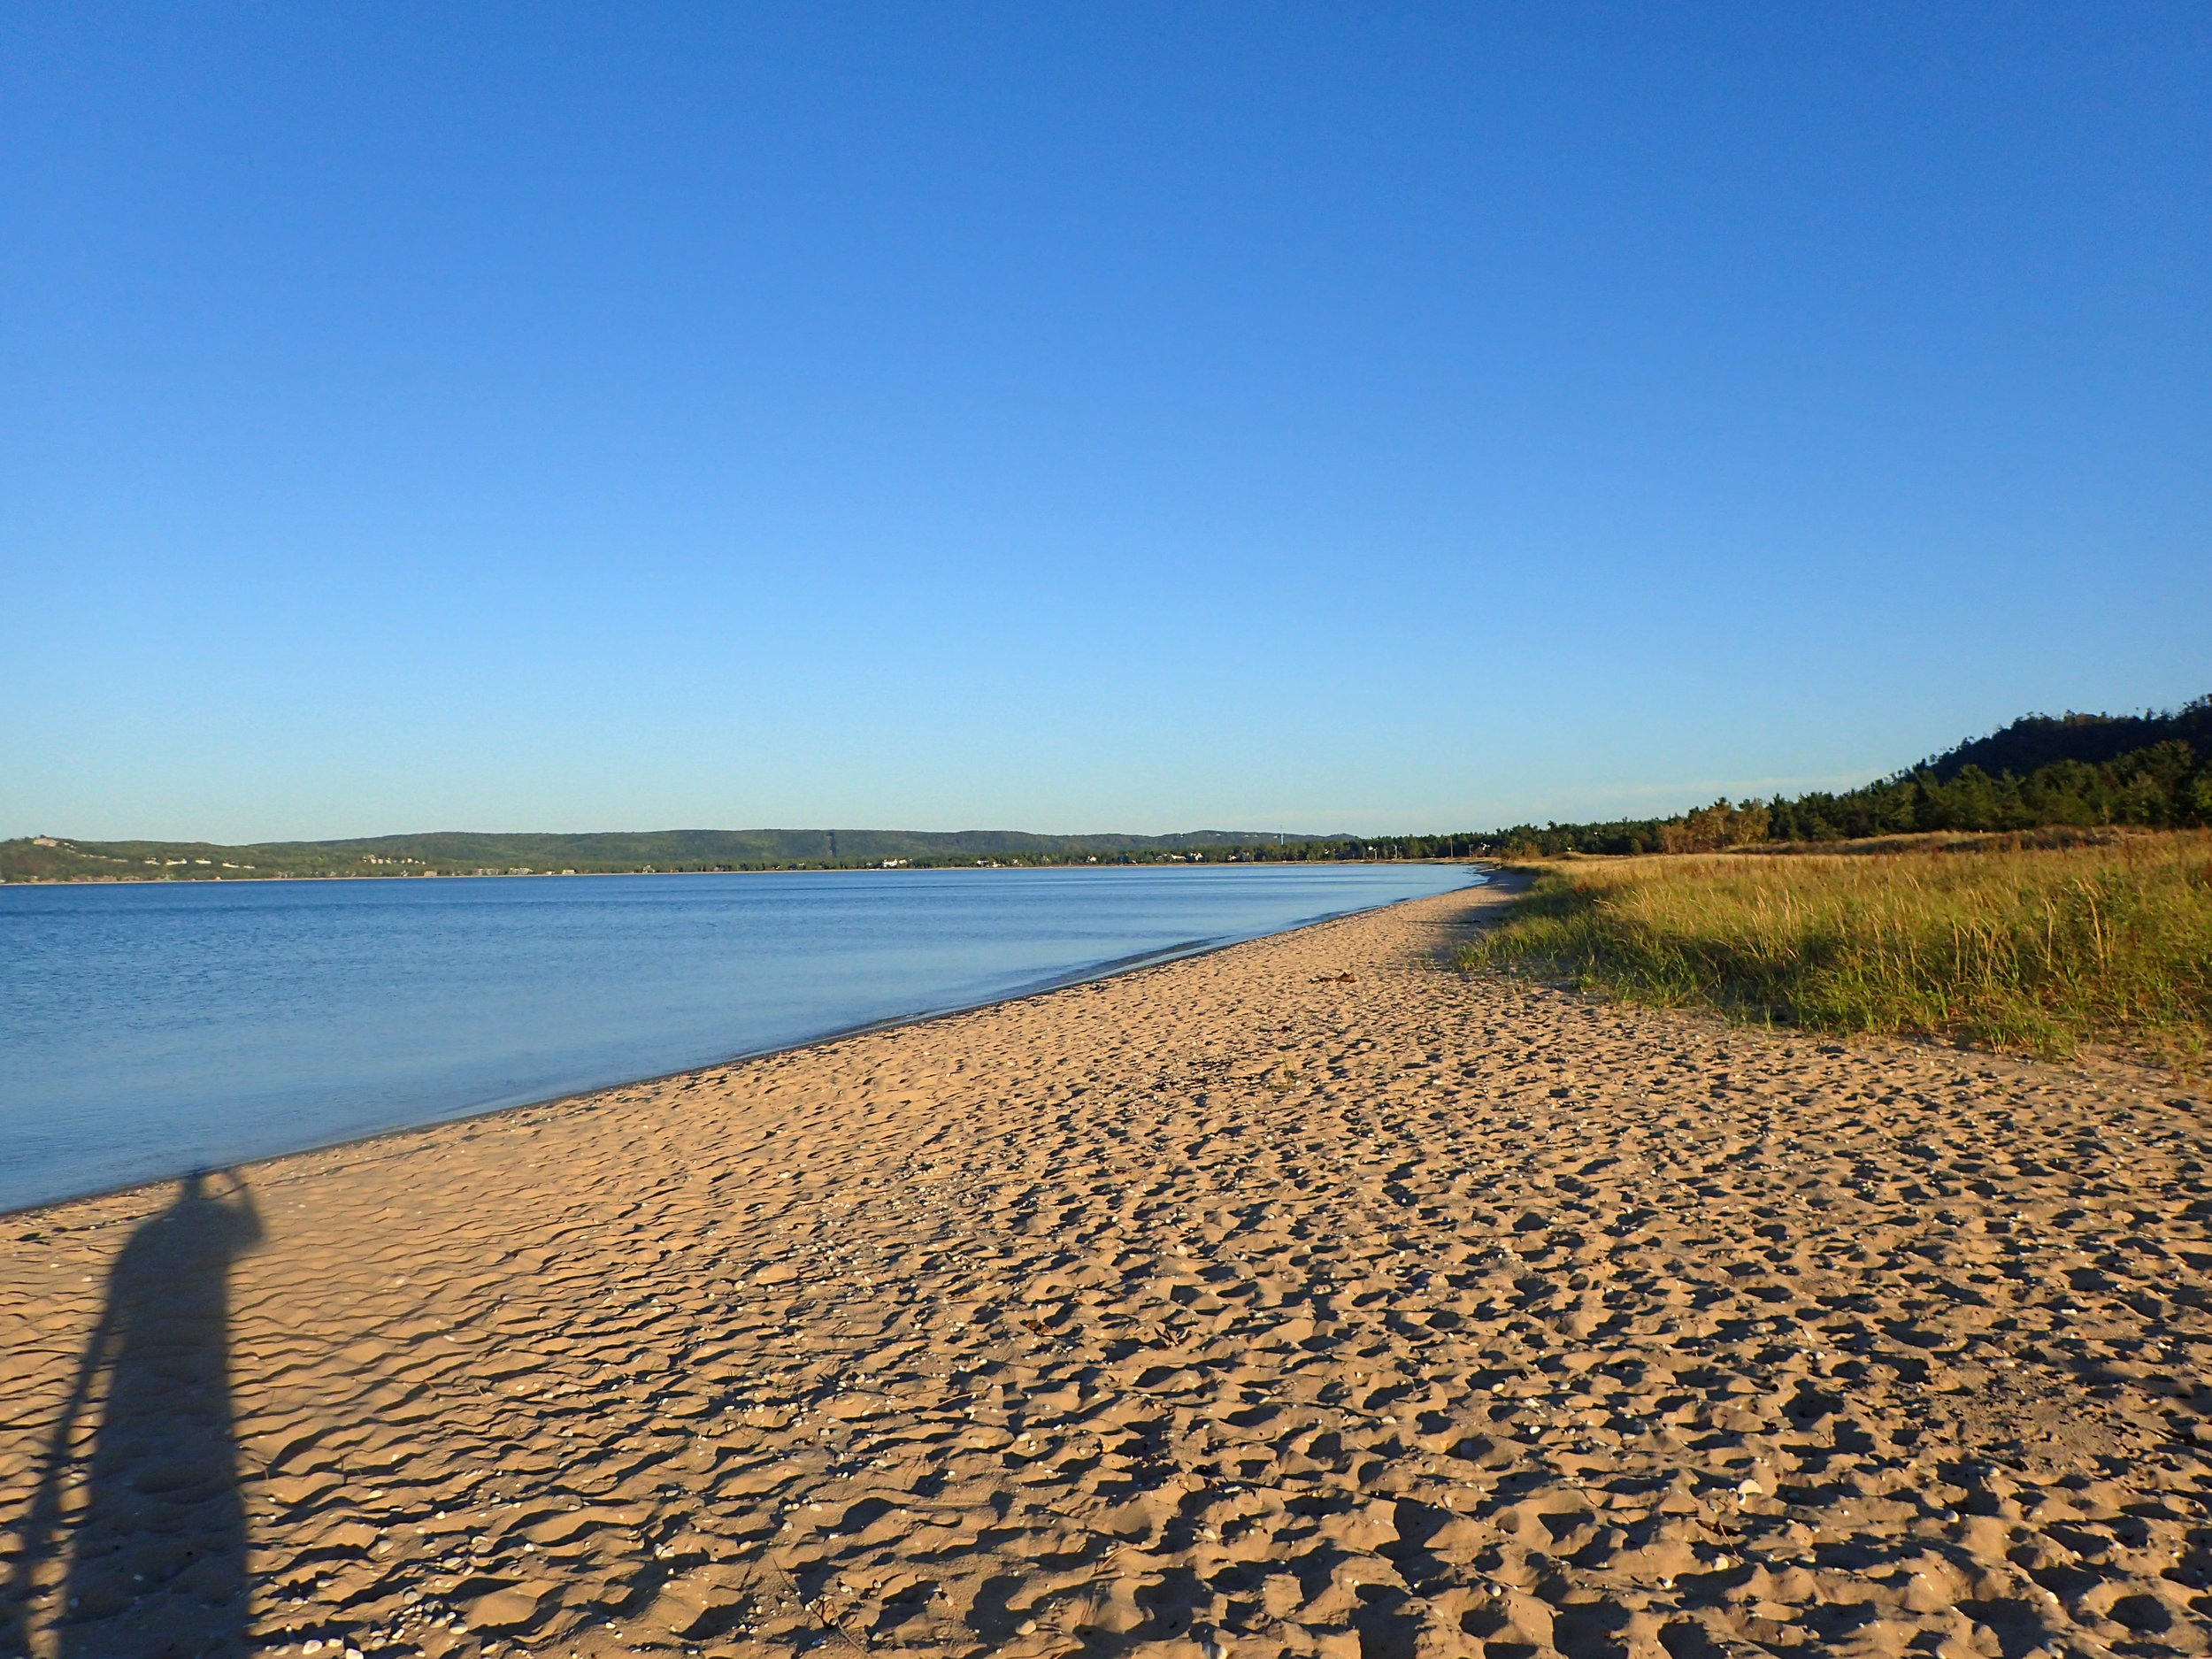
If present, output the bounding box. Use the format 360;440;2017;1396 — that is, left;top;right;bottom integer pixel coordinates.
1923;698;2212;780
0;826;1354;883
1484;694;2212;856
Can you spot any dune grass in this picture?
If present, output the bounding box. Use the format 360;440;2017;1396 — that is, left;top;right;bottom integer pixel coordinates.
1456;833;2212;1068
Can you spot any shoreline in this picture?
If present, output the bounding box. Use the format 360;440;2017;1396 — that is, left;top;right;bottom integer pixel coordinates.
3;877;1485;1225
5;882;2208;1659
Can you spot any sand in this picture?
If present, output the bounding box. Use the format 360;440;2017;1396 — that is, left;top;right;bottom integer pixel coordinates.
4;879;2210;1659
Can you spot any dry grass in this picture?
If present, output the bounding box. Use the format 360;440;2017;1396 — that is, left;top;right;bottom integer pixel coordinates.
1458;833;2212;1068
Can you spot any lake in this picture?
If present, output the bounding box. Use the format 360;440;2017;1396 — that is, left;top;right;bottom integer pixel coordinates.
0;863;1475;1214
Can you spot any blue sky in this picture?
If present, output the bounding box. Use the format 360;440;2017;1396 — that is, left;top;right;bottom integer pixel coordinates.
4;4;2207;841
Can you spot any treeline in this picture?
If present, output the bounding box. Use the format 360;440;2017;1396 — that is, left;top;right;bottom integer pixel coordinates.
1485;697;2212;857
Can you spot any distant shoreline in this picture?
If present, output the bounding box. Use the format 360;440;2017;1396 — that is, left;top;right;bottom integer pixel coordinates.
0;856;1482;890
0;825;1504;886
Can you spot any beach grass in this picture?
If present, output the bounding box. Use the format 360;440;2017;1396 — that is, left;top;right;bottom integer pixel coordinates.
1457;833;2212;1068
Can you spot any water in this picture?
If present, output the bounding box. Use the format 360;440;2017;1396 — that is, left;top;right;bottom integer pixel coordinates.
0;863;1474;1213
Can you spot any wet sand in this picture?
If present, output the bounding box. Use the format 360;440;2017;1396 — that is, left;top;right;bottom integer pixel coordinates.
4;880;2209;1658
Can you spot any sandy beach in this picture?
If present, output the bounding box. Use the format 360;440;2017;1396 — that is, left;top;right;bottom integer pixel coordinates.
4;879;2209;1659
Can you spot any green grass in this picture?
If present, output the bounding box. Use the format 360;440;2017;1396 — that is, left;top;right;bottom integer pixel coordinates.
1457;833;2212;1068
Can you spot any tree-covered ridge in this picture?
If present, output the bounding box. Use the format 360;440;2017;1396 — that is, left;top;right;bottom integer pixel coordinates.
1488;695;2212;856
1920;696;2212;781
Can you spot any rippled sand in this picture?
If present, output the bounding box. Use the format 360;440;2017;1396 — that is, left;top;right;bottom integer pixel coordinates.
4;880;2209;1658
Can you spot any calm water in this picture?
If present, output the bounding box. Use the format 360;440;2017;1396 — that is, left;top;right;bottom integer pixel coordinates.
0;864;1473;1213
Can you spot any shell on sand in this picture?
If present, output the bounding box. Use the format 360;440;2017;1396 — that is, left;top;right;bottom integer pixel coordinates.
3;884;2209;1657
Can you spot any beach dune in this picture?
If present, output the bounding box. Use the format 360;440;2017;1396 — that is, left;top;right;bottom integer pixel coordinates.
4;883;2208;1657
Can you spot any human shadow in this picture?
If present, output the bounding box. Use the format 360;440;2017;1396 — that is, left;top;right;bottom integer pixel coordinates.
5;1170;262;1658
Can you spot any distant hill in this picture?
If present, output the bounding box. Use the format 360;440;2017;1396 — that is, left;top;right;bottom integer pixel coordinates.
1923;696;2212;781
0;826;1356;883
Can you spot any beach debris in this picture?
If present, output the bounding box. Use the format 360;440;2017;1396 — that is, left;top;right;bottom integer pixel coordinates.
1309;972;1356;984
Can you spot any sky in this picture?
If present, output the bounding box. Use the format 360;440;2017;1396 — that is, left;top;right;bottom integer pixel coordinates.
4;4;2208;841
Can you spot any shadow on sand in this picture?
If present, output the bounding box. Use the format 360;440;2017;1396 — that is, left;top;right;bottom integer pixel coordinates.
5;1170;262;1658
